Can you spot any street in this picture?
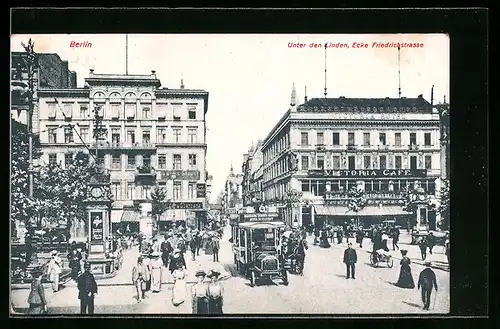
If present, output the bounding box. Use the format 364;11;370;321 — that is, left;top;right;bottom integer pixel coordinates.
11;227;449;315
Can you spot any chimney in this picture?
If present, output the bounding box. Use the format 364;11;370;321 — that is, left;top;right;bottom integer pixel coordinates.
151;70;156;75
304;86;308;102
180;79;185;89
418;94;423;99
89;69;94;75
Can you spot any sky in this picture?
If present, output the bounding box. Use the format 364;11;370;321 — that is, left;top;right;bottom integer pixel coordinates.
11;34;449;203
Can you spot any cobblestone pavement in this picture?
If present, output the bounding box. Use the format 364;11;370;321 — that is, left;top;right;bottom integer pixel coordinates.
11;228;449;315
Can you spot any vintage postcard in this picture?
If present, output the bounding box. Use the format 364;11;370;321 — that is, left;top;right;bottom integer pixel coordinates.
10;33;450;315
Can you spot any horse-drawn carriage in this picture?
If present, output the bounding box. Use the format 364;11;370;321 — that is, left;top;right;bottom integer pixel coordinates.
231;210;289;287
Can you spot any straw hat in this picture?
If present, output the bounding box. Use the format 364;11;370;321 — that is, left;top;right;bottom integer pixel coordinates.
151;251;161;257
51;250;58;256
195;270;206;278
207;269;221;278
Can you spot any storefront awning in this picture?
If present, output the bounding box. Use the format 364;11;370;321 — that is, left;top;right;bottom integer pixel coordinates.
111;210;124;223
121;210;140;222
314;205;409;217
159;209;187;222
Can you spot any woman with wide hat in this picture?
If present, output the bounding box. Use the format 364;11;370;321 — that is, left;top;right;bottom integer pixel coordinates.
191;270;209;314
171;262;187;306
27;268;47;314
396;249;415;289
169;248;187;275
206;269;224;314
149;251;163;293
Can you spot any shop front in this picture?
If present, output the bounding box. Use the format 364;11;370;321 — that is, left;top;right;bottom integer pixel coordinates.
157;201;204;232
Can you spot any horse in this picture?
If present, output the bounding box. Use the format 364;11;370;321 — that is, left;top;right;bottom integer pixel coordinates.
286;237;308;275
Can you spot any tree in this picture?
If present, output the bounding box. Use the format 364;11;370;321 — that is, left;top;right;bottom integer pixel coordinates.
151;186;169;232
31;151;99;238
11;119;41;239
438;178;450;230
344;187;368;227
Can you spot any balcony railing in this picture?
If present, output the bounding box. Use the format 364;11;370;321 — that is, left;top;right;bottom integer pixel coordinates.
347;144;357;151
408;144;419;151
135;165;156;179
92;142;156;150
323;191;404;200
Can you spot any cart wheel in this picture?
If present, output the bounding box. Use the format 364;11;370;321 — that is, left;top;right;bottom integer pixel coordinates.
282;270;289;286
387;258;394;268
250;271;256;287
370;253;377;266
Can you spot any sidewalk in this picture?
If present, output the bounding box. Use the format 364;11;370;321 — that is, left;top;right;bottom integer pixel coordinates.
306;231;449;272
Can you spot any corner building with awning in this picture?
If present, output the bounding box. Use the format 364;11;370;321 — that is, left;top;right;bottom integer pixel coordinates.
260;84;443;230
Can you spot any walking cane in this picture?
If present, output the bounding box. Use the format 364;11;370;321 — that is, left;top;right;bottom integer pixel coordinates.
431;288;437;310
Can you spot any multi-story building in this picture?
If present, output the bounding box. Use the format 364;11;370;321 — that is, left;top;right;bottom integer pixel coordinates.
36;69;209;233
241;141;264;206
11;52;77;126
221;165;244;217
261;84;442;229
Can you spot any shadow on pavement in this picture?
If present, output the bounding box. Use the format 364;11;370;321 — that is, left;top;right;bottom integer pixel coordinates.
402;301;422;309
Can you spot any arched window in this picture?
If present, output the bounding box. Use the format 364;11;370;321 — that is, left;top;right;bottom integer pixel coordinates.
109;92;121;102
124;92;137;103
93;91;105;103
140;92;152;103
124;92;137;119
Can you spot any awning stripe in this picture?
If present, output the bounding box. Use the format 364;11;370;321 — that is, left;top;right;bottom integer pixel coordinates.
314;205;409;216
121;211;140;222
159;209;187;222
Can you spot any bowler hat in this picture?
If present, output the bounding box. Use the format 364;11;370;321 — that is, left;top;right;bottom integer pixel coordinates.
84;262;91;269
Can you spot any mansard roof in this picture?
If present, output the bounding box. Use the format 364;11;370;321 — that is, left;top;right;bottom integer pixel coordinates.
297;95;433;113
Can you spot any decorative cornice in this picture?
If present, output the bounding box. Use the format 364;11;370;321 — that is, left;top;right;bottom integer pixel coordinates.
38;89;90;97
292;119;439;127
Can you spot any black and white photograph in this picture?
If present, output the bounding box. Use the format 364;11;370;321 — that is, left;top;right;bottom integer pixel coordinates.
10;32;452;315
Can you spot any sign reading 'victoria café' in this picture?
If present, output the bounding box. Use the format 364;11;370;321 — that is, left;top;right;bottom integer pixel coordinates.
308;169;427;178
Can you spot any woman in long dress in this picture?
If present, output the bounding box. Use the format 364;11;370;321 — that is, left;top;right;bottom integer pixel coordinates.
396;250;415;288
149;252;163;293
206;270;224;314
171;263;187;306
27;269;47;314
191;270;209;314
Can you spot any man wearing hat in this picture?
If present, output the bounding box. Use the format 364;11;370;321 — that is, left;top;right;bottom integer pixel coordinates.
46;250;62;292
77;262;98;314
169;248;187;275
206;269;224;314
189;229;199;261
343;242;358;279
417;261;438;310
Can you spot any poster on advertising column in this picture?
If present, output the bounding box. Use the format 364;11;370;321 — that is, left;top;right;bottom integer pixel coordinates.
90;211;104;241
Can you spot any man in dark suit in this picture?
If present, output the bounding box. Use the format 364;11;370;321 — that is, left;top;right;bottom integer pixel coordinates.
77;262;98;314
343;242;358;279
418;261;438;310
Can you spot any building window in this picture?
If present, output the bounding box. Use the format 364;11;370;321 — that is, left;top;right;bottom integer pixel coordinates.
188;182;197;199
127;130;136;145
64;127;74;143
188;128;197;143
425;155;432;169
110;104;121;119
364;156;371;169
316;155;324;169
379;132;386;145
64;153;73;168
48;127;57;143
111;128;120;145
111;154;121;170
127;155;136;170
79;127;89;143
410;133;417;145
188;154;197;167
188;107;196;119
410;156;417;170
48;154;57;164
173;128;182;143
348;133;355;146
125;103;136;119
301;155;309;170
158;155;166;169
424;133;431;146
380;181;389;191
348;156;356;169
112;182;121;200
80;104;89;118
332;132;340;145
395;132;402;146
142;106;150;119
143;185;152;199
380;155;387;169
96;153;105;168
126;183;134;200
143;155;151;167
301;132;309;145
142;131;151;145
63;103;73;119
395;156;402;169
317;132;324;145
173;154;182;170
301;180;310;192
157;128;166;143
363;133;370;146
173;181;182;200
332;156;340;169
